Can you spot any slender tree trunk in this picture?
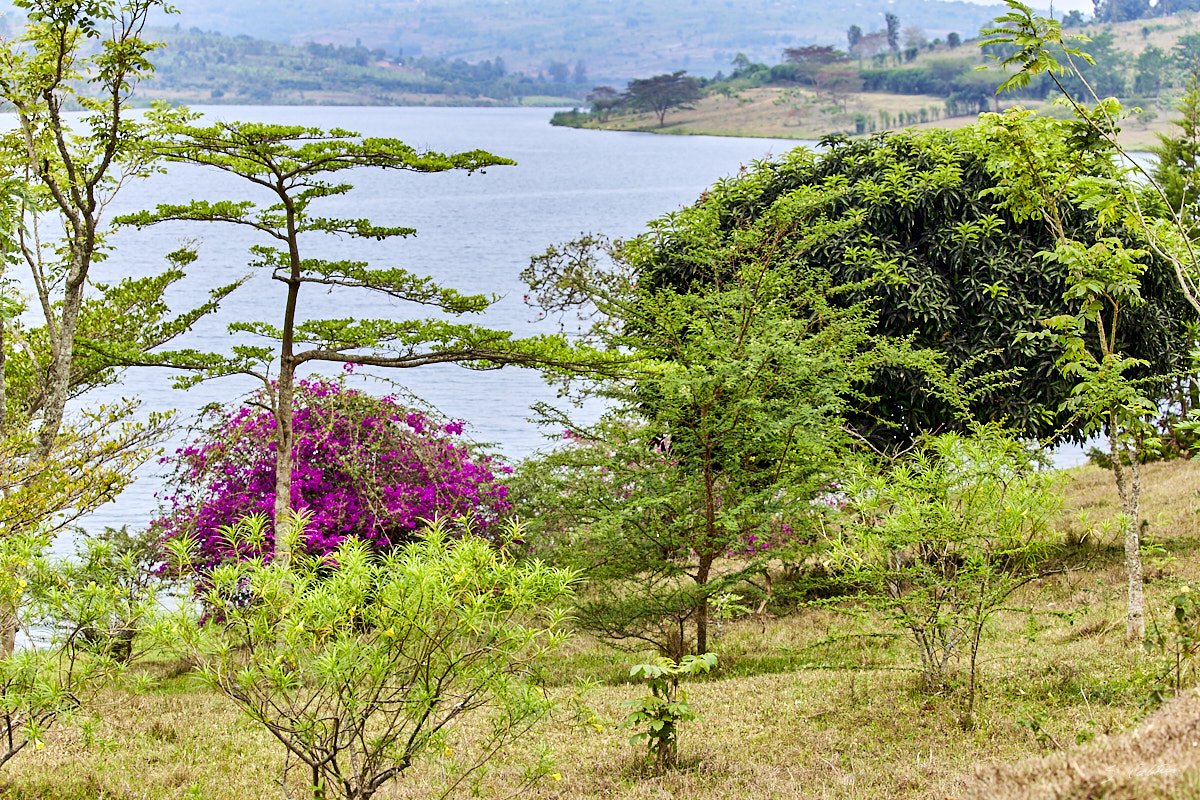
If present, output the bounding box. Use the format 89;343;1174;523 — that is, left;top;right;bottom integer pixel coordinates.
696;553;712;655
33;241;88;460
273;193;304;565
697;450;717;655
0;311;13;659
1109;424;1145;639
272;356;296;566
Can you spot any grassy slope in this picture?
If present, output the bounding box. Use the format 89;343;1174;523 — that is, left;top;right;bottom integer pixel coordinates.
2;459;1198;800
573;11;1200;149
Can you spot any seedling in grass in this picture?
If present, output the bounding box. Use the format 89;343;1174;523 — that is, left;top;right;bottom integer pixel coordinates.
621;652;716;774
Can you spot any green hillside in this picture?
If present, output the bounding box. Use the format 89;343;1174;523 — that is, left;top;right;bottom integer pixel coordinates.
150;0;1003;82
134;26;584;106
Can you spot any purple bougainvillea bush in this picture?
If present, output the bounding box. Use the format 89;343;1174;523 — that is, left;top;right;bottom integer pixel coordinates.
153;378;511;570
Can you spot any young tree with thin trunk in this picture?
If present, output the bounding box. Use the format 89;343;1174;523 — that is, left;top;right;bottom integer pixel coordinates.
520;184;892;657
0;0;201;458
0;1;232;656
976;4;1200;637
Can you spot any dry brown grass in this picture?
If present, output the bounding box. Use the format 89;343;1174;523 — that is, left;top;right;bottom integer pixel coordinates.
960;689;1200;800
0;459;1197;799
571;86;980;142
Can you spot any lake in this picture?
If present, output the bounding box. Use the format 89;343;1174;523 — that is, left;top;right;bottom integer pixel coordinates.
76;105;813;537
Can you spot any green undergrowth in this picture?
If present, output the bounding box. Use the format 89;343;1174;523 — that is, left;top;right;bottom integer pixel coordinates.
0;461;1195;799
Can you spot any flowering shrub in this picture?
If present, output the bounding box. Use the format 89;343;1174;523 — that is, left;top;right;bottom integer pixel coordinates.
154;379;510;569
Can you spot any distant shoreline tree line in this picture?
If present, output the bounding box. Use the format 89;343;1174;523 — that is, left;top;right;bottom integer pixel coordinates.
137;25;596;104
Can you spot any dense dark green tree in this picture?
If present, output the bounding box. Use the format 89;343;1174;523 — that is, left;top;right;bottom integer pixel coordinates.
625;71;702;127
631;124;1195;450
847;24;863;51
1135;44;1169;96
885;12;901;51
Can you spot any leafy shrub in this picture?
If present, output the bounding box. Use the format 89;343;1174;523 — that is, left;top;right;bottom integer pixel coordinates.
836;427;1064;719
55;526;166;663
154;379;510;569
0;530;135;768
164;513;576;800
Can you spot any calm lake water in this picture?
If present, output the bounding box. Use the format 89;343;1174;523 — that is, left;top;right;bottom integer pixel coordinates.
74;106;812;537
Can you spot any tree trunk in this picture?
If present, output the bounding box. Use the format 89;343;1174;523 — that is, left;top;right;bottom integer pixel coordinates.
696;553;712;655
1109;426;1145;640
273;194;304;565
0;277;15;658
272;345;297;565
34;243;88;460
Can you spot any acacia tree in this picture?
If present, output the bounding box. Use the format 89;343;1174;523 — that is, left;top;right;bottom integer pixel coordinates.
521;185;893;655
121;122;606;563
588;85;623;121
625;71;701;128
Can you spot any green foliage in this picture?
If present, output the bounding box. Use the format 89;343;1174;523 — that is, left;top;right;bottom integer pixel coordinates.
164;513;577;800
1144;583;1200;699
144;27;575;105
621;652;716;774
0;402;169;543
629;124;1194;450
0;529;140;769
49;527;168;664
520;222;887;657
0;0;219;448
1152;72;1200;238
836;428;1064;717
0;1;233;582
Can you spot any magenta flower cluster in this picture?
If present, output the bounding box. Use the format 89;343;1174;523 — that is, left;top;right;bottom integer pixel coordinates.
154;379;510;569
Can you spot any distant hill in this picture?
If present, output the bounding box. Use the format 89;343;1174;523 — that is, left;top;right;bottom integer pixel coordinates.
151;0;1006;82
131;26;585;106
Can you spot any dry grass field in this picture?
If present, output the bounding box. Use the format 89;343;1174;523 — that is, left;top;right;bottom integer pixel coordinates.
569;84;1178;150
1;459;1198;800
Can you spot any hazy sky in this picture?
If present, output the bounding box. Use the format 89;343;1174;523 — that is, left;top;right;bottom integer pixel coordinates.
959;0;1096;13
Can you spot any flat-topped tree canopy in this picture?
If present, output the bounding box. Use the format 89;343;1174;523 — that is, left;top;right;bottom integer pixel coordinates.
120;122;615;561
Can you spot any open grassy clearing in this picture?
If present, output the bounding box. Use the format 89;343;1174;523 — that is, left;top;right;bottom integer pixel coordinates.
1;459;1197;800
566;85;1173;150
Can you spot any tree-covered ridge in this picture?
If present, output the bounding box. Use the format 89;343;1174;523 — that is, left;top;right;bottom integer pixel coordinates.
134;26;586;105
